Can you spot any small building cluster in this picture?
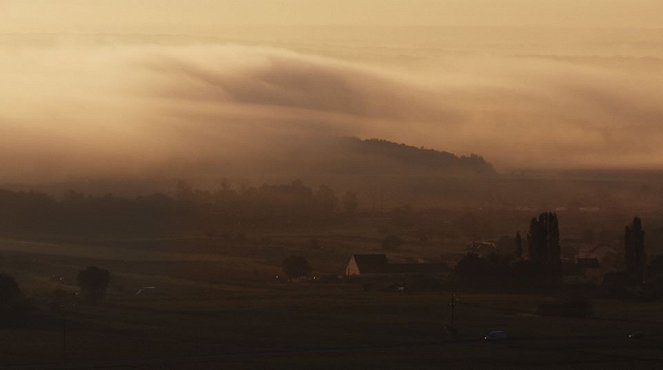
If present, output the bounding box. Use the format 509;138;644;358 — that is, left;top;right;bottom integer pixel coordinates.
345;254;449;278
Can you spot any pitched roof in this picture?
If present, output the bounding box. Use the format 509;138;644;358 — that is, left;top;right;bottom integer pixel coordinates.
352;254;389;273
389;263;450;274
576;258;600;268
351;254;449;275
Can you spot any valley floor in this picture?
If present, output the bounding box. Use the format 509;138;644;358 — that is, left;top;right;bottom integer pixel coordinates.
0;236;662;369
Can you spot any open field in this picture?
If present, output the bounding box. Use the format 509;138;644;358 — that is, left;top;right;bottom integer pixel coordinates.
1;236;663;369
4;2;663;368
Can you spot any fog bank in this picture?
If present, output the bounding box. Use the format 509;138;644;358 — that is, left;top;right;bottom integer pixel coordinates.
1;40;663;183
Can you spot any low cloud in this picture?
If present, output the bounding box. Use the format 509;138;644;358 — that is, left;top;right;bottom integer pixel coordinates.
0;41;662;183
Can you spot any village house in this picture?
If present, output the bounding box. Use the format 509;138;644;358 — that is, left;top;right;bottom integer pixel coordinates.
576;257;603;284
466;241;497;257
345;254;449;278
345;254;390;277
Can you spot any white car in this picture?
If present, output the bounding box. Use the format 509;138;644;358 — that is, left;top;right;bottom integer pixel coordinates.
484;330;507;341
628;331;644;340
135;286;158;296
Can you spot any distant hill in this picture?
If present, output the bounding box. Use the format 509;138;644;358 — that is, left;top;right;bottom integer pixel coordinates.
301;137;495;177
0;137;495;203
342;137;493;174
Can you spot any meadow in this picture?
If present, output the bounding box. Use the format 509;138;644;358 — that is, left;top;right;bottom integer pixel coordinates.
1;233;663;369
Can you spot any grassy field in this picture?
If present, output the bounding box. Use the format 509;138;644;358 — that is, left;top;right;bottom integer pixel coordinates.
1;236;663;369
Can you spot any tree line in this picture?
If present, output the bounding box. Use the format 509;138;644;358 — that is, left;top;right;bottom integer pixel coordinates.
0;180;359;235
454;212;563;289
0;265;110;328
455;212;663;299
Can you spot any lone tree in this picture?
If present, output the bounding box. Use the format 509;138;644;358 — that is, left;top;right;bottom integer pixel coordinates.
515;232;523;260
281;256;312;279
0;273;21;303
624;217;646;284
77;266;110;303
0;273;29;328
527;212;561;273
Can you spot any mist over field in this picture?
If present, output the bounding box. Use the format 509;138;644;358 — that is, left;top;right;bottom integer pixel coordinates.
1;28;663;185
5;3;663;369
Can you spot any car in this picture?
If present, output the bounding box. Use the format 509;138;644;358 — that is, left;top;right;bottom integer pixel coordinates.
628;331;644;340
484;330;508;341
135;286;159;296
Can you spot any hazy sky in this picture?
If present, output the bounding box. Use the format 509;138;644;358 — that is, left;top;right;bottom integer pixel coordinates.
2;0;663;32
1;1;663;183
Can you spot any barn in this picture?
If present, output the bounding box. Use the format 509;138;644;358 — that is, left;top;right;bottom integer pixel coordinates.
345;254;390;277
345;254;449;278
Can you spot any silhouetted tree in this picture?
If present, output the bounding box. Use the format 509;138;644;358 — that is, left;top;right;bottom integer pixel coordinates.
0;273;29;327
315;185;338;213
0;273;21;303
515;232;523;260
77;266;110;303
281;256;312;279
454;252;513;289
454;253;489;285
625;217;646;284
527;212;561;273
0;180;351;235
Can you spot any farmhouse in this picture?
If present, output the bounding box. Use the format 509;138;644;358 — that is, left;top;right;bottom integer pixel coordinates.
576;258;600;269
346;254;390;277
579;244;618;262
345;254;449;277
576;257;602;283
466;241;496;257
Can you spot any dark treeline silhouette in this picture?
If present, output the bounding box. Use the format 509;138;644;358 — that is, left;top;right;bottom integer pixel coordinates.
454;212;562;290
602;217;663;299
527;212;561;275
453;213;663;299
624;217;646;284
0;273;30;328
0;180;356;236
454;252;557;291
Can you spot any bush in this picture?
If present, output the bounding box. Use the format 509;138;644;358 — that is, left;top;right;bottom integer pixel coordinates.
77;266;110;303
281;256;312;279
0;273;21;303
0;273;30;328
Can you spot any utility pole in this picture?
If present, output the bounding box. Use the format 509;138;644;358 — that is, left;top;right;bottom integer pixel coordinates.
450;291;456;326
62;310;67;363
446;290;459;339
